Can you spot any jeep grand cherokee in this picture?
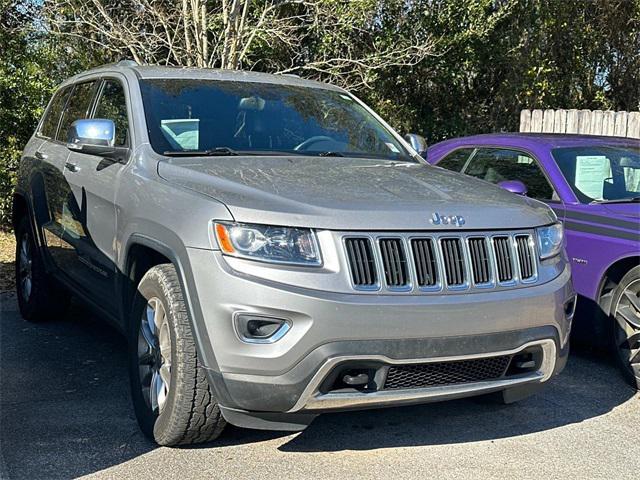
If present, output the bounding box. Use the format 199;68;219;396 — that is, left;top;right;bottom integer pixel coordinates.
13;62;575;446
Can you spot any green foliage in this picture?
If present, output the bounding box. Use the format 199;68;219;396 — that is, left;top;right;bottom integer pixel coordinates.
363;0;640;141
1;2;56;227
0;0;104;229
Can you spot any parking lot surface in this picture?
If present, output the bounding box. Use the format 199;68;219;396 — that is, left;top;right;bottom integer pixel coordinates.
1;291;638;479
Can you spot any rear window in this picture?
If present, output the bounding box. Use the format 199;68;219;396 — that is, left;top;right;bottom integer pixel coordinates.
39;86;73;139
57;81;98;142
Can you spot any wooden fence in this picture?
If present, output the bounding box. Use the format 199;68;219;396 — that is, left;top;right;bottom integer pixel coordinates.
520;109;640;139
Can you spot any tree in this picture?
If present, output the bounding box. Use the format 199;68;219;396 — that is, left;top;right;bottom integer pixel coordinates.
43;0;437;88
369;0;640;142
2;0;639;229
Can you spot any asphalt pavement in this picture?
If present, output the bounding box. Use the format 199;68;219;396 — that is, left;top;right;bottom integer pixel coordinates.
1;291;638;480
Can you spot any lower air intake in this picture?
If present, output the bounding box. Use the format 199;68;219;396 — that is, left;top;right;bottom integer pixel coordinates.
384;355;512;390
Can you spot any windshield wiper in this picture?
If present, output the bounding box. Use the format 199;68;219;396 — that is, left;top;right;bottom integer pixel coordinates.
316;151;345;157
163;147;240;157
591;196;640;204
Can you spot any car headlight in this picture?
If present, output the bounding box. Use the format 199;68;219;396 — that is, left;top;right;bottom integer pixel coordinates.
214;222;322;266
536;223;564;259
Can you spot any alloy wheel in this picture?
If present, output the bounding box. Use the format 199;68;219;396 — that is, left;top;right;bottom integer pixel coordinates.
613;278;640;381
138;297;172;413
18;235;33;302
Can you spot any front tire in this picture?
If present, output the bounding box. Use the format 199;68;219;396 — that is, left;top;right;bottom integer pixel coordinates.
609;265;640;389
14;216;70;322
128;264;226;446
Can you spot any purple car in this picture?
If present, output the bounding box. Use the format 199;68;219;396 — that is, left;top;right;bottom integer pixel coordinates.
427;133;640;388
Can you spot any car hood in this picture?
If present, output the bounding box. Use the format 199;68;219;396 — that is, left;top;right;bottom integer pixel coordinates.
157;156;556;230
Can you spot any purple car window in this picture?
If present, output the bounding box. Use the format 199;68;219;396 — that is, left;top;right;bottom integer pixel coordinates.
552;146;640;203
463;148;556;200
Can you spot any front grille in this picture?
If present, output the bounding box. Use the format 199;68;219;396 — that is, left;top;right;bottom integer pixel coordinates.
411;238;438;287
441;238;466;286
515;235;535;280
384;355;512;390
344;230;537;293
345;238;377;287
468;237;491;284
493;236;514;282
379;238;409;287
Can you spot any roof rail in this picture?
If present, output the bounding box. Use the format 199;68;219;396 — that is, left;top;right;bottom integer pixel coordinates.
116;59;139;67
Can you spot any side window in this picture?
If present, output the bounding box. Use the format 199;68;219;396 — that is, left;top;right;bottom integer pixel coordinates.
463;148;555;200
437;148;474;172
39;87;73;139
94;80;129;146
57;81;98;141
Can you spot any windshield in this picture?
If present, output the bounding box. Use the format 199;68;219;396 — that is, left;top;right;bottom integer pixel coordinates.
139;79;414;162
552;145;640;203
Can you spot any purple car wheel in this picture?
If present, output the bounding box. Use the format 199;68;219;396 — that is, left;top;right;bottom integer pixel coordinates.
611;265;640;389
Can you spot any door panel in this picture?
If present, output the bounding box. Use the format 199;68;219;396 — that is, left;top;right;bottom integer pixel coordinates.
61;153;125;312
56;78;131;317
38;141;71;265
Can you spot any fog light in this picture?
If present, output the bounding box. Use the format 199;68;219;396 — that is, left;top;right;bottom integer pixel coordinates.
235;314;290;344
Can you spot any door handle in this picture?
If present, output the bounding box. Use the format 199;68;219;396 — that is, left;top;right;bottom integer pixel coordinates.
35;150;48;160
65;162;80;173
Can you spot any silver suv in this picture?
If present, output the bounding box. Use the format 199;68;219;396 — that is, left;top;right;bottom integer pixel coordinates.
13;62;575;446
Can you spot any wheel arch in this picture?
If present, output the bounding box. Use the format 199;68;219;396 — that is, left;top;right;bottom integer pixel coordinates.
11;191;30;231
122;235;223;365
123;240;172;321
598;255;640;315
121;234;231;406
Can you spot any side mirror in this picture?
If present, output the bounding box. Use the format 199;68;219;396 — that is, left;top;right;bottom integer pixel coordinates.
404;133;428;157
498;180;528;196
66;119;116;156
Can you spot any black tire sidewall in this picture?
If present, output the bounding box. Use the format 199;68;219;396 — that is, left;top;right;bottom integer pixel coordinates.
609;265;640;389
15;217;44;320
128;267;180;442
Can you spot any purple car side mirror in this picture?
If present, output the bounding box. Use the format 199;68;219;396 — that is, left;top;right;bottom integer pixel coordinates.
498;180;528;196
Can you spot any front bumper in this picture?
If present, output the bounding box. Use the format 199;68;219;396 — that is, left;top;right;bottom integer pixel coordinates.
185;248;574;429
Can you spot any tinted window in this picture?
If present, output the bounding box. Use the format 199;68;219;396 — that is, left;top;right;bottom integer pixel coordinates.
94;80;129;146
139;79;413;161
39;87;73;139
553;146;640;203
463;148;555;200
437;148;474;171
57;81;98;141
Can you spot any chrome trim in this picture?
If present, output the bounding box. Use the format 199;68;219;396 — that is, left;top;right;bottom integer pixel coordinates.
514;234;539;284
407;235;444;292
342;235;381;292
342;229;540;295
289;339;556;412
490;234;518;287
233;312;292;344
467;235;497;288
376;236;413;292
439;236;470;291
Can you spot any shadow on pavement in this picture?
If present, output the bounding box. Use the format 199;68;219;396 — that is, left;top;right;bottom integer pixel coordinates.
0;291;636;478
1;292;153;479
